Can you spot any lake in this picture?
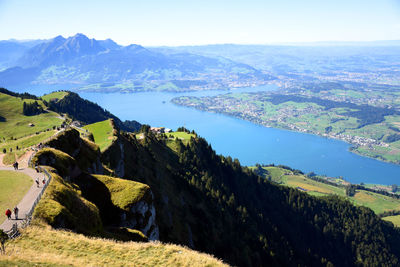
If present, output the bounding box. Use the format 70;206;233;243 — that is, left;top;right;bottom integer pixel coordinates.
10;84;400;185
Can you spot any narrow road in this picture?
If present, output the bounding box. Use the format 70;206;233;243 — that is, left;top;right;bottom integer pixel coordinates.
0;165;48;232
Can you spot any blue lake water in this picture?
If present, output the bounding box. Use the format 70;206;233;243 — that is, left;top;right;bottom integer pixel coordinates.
11;84;400;185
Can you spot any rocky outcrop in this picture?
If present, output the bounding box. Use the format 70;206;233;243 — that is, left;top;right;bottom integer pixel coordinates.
115;142;125;177
120;191;159;240
44;128;103;175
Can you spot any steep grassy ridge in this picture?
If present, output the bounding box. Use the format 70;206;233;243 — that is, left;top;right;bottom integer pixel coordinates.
32;167;103;235
0;226;227;267
83;119;115;151
93;175;150;211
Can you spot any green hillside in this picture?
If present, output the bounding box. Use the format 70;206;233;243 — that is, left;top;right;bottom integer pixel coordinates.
83;119;115;152
41;91;68;102
47;91;141;132
0;92;63;141
255;165;400;219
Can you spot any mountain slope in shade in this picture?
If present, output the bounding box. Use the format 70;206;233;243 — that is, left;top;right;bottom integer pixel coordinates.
0;39;44;70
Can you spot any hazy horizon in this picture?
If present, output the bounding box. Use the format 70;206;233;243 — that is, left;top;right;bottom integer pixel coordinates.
0;0;399;46
2;33;400;48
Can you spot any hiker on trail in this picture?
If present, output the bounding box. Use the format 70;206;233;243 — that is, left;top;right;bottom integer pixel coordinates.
14;161;18;170
5;209;11;220
14;207;19;220
42;178;46;186
35;164;39;173
35;178;40;188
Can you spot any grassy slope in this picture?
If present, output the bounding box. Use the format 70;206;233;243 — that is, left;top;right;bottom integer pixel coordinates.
0;226;227;267
24;153;225;266
83;119;115;152
262;166;400;216
166;132;195;150
0;170;32;224
383;215;400;227
41;91;68;102
0;130;56;152
93;175;150;211
0;93;63;140
32;167;103;235
2;153;16;165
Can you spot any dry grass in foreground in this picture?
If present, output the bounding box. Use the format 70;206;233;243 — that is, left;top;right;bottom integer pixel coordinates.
0;226;228;267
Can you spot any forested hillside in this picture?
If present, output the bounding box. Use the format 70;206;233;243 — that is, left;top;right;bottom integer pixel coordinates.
47;91;141;132
101;126;400;266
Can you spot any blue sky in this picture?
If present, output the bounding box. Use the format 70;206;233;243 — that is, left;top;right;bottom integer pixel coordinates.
0;0;399;45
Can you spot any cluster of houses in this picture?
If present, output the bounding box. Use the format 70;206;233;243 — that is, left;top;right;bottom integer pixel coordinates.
150;127;172;134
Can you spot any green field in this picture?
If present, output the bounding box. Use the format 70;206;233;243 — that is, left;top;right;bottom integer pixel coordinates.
0;93;63;140
258;166;400;216
83;119;115;151
41;91;68;102
168;131;195;141
383;215;400;227
0;170;32;224
0;130;56;152
165;131;195;151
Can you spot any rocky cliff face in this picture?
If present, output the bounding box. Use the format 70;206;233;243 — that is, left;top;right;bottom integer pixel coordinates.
120;191;159;240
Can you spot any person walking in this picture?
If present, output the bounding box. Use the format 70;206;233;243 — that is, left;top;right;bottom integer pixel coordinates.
42;178;46;186
35;178;40;188
5;209;11;220
15;161;18;170
13;207;19;220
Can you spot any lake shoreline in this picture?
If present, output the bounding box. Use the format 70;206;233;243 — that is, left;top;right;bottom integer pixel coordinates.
173;101;400;167
11;83;400;185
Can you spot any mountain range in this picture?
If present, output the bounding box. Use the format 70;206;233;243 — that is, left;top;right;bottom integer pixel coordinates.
0;34;271;92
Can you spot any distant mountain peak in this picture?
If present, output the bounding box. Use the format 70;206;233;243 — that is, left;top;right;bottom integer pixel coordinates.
98;38;120;50
63;33;103;53
16;33;105;67
125;44;145;51
53;35;66;41
72;33;87;38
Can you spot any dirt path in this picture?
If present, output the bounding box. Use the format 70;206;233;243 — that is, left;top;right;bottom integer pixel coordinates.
17;150;35;169
0;166;48;232
0;150;35;168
